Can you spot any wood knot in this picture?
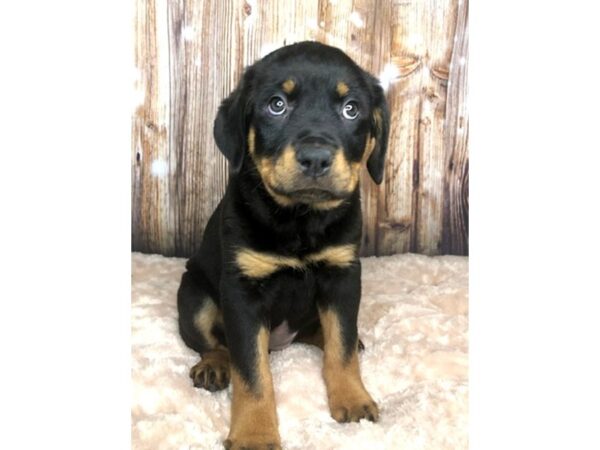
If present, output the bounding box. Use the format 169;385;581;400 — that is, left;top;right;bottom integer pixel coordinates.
431;65;449;81
380;221;411;232
391;55;421;77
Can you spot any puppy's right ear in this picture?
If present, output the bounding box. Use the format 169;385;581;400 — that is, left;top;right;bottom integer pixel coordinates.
213;68;254;174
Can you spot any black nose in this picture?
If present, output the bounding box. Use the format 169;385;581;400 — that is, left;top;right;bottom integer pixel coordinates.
296;147;333;178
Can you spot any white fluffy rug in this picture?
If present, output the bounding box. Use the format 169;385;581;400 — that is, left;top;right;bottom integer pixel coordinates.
132;252;468;449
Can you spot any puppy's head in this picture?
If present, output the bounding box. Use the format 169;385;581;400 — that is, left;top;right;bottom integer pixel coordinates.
214;41;390;208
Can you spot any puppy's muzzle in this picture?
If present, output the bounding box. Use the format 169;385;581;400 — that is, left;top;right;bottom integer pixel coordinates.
295;138;335;178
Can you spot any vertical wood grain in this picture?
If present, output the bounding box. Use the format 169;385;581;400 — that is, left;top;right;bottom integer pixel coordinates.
132;0;171;255
376;0;459;256
167;0;242;256
442;0;468;255
376;0;422;256
242;0;320;64
132;0;469;257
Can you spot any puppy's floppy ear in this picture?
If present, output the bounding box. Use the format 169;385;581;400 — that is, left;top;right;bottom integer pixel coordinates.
365;75;390;185
213;68;254;174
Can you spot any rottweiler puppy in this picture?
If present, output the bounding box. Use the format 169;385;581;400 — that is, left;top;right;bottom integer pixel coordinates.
177;41;390;449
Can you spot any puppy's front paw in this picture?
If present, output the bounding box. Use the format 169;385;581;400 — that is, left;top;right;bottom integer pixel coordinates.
189;353;230;392
330;394;379;423
223;436;281;450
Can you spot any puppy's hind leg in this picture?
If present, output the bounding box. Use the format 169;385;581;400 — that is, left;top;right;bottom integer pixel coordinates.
177;271;230;392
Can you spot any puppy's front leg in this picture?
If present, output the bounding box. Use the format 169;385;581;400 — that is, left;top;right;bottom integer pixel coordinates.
318;265;379;423
221;282;280;450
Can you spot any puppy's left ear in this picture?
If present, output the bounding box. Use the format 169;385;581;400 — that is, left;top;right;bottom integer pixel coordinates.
213;68;254;174
365;75;390;185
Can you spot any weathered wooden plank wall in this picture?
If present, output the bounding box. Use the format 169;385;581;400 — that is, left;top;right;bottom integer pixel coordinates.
132;0;469;257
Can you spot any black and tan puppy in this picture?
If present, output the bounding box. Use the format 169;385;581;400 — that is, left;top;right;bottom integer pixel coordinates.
177;41;390;449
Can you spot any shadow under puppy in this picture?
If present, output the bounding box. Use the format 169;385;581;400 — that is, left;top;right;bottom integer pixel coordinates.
178;41;390;450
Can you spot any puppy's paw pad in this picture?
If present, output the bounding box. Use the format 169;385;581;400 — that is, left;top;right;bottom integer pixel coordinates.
189;360;230;392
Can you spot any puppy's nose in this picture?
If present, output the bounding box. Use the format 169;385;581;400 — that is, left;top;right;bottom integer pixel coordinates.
296;147;333;178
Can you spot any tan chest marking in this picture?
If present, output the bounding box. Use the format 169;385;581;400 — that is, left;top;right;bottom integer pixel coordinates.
235;244;357;279
304;244;356;268
235;248;304;279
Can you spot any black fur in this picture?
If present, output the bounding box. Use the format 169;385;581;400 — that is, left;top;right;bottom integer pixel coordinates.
178;41;390;388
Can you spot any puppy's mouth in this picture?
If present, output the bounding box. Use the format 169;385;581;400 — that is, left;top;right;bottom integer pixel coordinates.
283;188;339;202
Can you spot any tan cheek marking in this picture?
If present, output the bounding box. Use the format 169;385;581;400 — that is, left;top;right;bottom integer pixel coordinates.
337;81;349;97
236;248;304;278
343;133;377;194
319;309;379;423
330;149;357;193
273;145;298;188
282;79;295;94
349;162;361;192
306;244;357;267
192;299;222;348
247;126;256;156
264;184;296;207
227;327;280;447
255;157;273;182
254;148;298;206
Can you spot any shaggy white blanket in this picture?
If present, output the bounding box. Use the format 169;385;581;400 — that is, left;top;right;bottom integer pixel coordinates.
132;252;468;449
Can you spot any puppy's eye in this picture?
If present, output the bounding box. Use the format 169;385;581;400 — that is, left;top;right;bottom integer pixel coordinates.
342;101;359;120
267;96;287;116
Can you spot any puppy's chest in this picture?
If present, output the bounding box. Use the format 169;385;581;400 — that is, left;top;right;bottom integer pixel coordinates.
235;240;357;280
261;271;318;347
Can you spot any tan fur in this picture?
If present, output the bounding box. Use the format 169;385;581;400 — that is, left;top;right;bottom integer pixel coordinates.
254;156;296;207
362;132;376;164
336;81;349;97
272;145;298;187
264;184;296;207
236;248;305;279
253;146;297;196
334;134;375;198
226;327;281;449
252;142;360;208
192;299;222;348
247;126;256;156
372;107;383;134
282;79;295;94
305;244;356;268
330;149;360;193
235;244;357;279
310;199;344;210
319;309;379;423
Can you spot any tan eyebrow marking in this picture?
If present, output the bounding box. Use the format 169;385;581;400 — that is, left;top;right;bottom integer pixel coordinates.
336;81;349;97
282;79;295;94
